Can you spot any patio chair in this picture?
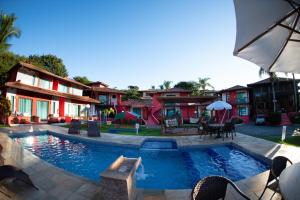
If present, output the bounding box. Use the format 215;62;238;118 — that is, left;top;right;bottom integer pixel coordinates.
68;119;81;134
222;122;234;140
191;176;250;200
87;121;100;137
201;122;215;137
259;156;293;200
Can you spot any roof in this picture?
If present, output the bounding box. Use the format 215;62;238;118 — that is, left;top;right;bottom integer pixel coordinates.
12;62;90;89
157;96;217;104
219;85;249;93
140;88;192;94
90;87;125;94
247;77;300;87
4;81;99;104
122;99;152;108
88;81;109;87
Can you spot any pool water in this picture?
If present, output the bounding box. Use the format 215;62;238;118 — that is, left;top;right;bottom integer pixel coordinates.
12;133;268;189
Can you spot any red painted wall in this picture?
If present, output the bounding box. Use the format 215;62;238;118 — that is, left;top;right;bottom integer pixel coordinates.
59;97;65;117
53;80;59;90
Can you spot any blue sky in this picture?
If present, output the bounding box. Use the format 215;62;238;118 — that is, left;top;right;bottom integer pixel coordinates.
1;0;282;90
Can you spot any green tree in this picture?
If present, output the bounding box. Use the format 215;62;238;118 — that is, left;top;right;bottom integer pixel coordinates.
0;12;21;52
0;51;26;84
159;85;164;90
27;54;68;77
122;85;141;101
174;81;199;96
0;96;11;125
163;80;172;90
73;76;91;85
259;68;277;112
197;78;214;96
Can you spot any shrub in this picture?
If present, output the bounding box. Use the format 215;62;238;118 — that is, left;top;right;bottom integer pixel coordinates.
231;117;243;124
289;112;300;124
20;118;30;124
267;112;282;125
12;117;19;124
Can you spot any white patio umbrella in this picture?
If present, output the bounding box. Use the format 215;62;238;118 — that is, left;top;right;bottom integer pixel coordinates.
206;101;232;124
206;101;232;111
233;0;300;73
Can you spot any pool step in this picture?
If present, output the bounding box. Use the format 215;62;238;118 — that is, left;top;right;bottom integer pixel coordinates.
140;139;178;150
181;151;201;187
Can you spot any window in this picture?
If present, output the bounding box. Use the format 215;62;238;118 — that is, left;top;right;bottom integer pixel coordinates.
40;79;51;89
10;96;15;112
58;84;68;93
18;98;32;116
52;102;57;114
36;101;49;120
99;95;108;105
132;108;141;116
226;93;231;102
238;106;248;116
237;91;248;103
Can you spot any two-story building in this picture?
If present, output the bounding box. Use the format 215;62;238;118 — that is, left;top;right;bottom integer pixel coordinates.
123;88;217;126
219;85;251;123
84;81;125;119
1;62;99;123
247;77;299;115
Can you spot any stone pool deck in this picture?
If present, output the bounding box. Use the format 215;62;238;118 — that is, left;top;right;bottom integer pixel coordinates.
0;124;299;200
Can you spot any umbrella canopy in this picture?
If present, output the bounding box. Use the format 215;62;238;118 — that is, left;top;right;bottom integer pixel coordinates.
233;0;300;73
206;101;232;111
114;111;140;120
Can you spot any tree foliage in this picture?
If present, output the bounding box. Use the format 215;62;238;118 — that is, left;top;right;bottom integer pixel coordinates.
73;76;91;85
0;51;26;84
196;77;214;96
0;96;11;125
27;54;68;77
163;80;172;89
122;85;141;101
0;12;21;52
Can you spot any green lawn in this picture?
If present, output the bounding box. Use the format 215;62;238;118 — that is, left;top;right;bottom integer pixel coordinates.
62;123;161;136
0;124;9;128
256;135;300;147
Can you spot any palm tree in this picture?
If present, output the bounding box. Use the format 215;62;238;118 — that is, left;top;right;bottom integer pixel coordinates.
197;78;214;96
163;81;172;90
0;12;21;52
259;68;277;112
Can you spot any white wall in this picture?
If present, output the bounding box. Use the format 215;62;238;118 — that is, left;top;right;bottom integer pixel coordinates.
72;87;83;96
16;71;35;86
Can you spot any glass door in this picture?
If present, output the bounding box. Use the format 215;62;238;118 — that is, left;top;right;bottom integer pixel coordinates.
19;98;32;117
37;101;49;120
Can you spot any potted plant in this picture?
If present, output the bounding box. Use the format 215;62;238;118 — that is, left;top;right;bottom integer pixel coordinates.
0;97;12;126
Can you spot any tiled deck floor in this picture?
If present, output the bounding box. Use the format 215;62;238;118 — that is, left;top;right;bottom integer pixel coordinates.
0;124;299;200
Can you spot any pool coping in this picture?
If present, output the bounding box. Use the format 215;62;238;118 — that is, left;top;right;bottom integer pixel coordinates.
1;124;300;199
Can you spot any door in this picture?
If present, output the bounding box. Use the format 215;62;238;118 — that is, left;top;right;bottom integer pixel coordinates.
37;101;49;121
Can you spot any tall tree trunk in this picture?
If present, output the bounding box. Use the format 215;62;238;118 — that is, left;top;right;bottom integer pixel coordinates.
271;81;276;112
292;73;298;112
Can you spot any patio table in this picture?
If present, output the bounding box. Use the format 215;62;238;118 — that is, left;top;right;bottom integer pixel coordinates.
208;123;224;138
279;162;300;200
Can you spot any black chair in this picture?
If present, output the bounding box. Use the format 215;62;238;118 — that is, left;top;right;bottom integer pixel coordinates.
201;123;215;137
87;121;100;137
259;156;293;200
68;119;81;134
222;122;234;140
191;176;250;200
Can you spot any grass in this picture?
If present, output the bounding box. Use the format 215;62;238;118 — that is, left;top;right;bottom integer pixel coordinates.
0;124;9;128
256;135;300;147
62;123;161;136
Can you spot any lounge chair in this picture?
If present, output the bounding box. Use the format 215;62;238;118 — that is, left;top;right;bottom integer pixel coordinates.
259;156;293;199
87;121;100;137
191;176;250;200
68;119;81;134
0;145;38;197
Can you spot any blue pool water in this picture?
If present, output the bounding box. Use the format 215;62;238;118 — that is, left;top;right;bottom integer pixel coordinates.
12;133;269;189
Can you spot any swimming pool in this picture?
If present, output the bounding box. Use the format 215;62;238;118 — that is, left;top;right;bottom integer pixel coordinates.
11;132;269;189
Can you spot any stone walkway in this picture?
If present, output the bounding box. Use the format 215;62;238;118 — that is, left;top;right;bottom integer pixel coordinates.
0;124;299;199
